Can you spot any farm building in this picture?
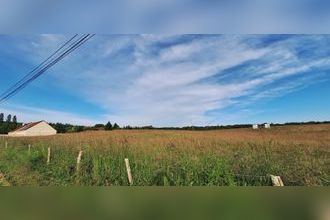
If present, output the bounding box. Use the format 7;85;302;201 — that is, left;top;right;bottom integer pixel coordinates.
252;124;259;129
264;123;271;129
8;121;57;137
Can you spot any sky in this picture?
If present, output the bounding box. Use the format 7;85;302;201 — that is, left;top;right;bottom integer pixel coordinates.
0;34;330;127
1;0;330;33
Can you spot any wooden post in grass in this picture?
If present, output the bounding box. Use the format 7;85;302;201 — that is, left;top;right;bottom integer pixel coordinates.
125;158;133;185
270;175;284;186
47;147;51;164
28;144;31;154
76;150;83;172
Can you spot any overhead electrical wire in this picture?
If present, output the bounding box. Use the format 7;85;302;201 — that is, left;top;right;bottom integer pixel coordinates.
0;34;80;101
2;34;93;101
0;34;94;103
0;34;93;102
0;34;79;100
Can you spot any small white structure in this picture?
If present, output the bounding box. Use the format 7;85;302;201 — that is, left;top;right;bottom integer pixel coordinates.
252;124;259;129
264;123;271;129
8;121;57;137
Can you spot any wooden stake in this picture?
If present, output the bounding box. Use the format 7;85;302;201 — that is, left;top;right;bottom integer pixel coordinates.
47;147;51;164
270;175;284;186
76;150;83;172
125;158;133;185
28;144;31;154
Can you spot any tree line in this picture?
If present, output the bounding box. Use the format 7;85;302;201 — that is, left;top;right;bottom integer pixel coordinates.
71;120;330;132
145;121;330;130
1;112;330;134
49;121;121;133
0;113;21;134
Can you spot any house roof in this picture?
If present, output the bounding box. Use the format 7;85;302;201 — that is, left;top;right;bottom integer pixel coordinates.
12;121;45;132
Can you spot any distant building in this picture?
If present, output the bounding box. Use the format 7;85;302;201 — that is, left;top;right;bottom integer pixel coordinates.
264;123;271;129
8;121;57;137
252;124;259;129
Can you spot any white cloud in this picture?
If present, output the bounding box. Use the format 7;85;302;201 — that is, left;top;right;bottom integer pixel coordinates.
2;35;330;126
1;104;101;125
1;0;330;33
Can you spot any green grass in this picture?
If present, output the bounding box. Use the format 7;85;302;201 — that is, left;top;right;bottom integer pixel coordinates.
0;143;327;186
0;146;238;186
0;126;329;186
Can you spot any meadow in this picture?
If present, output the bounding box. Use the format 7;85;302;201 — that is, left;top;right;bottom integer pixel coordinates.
0;124;329;186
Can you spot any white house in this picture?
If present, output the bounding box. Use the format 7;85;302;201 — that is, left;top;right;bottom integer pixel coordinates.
264;123;271;129
8;121;57;137
252;124;259;129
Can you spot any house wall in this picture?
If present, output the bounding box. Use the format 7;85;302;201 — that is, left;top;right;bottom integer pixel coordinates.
9;122;57;137
8;131;26;137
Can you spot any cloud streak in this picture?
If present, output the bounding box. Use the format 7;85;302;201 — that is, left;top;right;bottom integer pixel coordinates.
1;35;330;126
1;0;330;33
1;104;101;126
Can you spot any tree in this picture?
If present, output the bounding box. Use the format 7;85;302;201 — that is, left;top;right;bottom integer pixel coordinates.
13;115;17;124
72;126;84;133
6;114;11;123
50;123;66;133
113;123;120;129
95;124;105;128
105;121;113;130
124;125;132;129
94;124;105;130
0;113;3;124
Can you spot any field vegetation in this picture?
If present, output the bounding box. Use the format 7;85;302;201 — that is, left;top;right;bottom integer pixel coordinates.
0;124;329;186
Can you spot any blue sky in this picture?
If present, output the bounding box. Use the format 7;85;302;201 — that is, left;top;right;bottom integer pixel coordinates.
1;0;330;33
0;35;330;126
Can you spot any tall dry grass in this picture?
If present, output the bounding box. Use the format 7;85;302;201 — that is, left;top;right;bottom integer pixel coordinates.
0;124;329;186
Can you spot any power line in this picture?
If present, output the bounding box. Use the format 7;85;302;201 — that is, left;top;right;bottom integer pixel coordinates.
0;34;92;102
1;34;93;102
5;34;93;100
0;34;94;103
0;34;79;101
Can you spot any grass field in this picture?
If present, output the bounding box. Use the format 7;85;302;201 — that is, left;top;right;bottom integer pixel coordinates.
0;124;329;186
